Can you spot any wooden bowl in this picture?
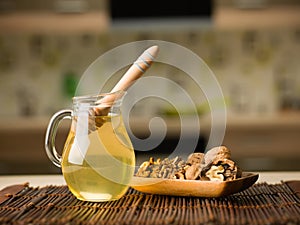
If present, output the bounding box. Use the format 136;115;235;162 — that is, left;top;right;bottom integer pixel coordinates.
130;172;259;197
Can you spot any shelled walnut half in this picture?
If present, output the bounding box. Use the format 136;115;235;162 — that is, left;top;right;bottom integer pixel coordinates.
201;158;242;181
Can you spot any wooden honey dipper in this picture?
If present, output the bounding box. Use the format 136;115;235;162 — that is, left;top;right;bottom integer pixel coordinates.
93;45;159;120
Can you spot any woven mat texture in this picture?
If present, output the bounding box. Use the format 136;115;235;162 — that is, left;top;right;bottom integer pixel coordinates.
0;181;299;225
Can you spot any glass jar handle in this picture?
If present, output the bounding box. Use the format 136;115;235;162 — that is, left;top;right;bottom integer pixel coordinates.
45;109;72;167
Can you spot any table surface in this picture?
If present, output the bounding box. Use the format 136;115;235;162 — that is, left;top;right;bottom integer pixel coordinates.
0;171;299;190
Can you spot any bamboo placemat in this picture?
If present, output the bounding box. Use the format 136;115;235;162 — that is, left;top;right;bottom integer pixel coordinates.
0;181;299;225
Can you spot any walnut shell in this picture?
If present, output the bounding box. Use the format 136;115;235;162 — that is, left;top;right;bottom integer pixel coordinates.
185;163;201;180
187;153;205;165
204;146;231;165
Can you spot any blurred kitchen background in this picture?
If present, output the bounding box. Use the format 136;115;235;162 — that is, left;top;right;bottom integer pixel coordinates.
0;0;300;174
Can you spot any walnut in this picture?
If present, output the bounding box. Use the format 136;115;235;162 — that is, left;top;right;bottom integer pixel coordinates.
187;153;205;165
204;146;231;165
135;145;242;182
204;165;225;181
201;158;242;181
185;163;201;180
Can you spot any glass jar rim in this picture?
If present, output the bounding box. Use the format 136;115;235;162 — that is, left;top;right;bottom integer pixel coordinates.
72;90;126;102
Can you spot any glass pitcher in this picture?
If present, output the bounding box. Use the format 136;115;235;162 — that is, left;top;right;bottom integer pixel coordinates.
45;91;135;202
